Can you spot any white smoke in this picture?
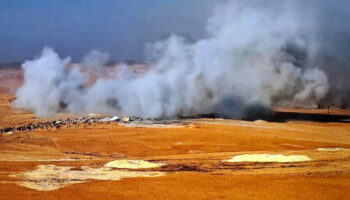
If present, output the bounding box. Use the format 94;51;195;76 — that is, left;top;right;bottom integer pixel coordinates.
82;50;110;67
15;0;329;118
15;48;84;116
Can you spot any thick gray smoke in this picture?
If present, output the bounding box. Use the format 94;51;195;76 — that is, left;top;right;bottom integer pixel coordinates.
15;1;332;118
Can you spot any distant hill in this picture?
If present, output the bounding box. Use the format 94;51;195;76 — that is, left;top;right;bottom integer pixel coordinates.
0;63;22;70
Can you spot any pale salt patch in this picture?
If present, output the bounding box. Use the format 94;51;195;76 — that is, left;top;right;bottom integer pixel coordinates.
122;116;130;122
224;154;312;163
254;120;268;123
316;148;350;152
5;131;13;135
98;117;111;122
12;164;165;191
110;116;119;121
104;160;165;169
88;113;101;116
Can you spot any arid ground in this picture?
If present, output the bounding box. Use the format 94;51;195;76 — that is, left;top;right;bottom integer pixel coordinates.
0;68;350;200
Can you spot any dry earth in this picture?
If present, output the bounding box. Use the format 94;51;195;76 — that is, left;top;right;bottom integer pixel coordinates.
0;68;350;199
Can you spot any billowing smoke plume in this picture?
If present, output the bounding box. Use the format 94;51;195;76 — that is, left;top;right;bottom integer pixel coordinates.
15;0;331;118
82;50;110;67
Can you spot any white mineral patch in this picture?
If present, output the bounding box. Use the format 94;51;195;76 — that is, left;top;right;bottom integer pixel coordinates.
88;113;101;116
316;148;350;152
110;116;119;121
122;116;130;122
99;117;111;122
120;121;185;128
12;164;165;191
254;120;268;123
224;154;312;163
104;160;166;169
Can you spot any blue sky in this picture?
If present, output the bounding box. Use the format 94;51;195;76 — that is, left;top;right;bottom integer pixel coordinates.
0;0;215;62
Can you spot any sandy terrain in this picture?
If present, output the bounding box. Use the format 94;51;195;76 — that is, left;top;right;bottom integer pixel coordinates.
0;69;22;94
0;70;350;199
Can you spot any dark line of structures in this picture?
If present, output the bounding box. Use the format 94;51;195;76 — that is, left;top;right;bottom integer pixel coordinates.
2;111;349;135
0;117;136;135
3;98;350;135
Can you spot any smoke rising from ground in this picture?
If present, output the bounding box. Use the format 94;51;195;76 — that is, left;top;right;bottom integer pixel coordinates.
15;1;337;118
82;50;110;67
